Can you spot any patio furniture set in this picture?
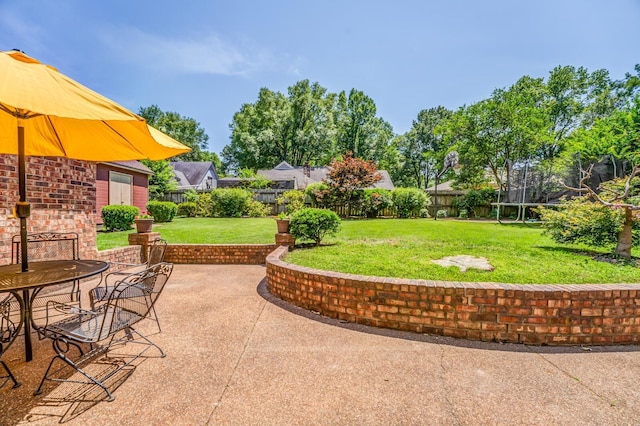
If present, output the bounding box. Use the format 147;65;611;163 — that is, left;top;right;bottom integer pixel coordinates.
0;233;171;401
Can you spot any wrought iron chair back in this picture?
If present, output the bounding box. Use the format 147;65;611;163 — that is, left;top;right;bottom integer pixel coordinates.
11;232;79;264
35;262;173;401
11;232;82;335
146;239;167;267
91;239;168;332
0;293;22;389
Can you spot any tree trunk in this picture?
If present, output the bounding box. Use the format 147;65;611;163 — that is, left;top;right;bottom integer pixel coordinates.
615;207;633;259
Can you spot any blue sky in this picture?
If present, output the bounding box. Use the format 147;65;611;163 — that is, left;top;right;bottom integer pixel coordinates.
2;0;639;156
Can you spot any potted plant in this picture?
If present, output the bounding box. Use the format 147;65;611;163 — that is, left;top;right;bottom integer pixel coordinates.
275;212;290;233
134;214;154;233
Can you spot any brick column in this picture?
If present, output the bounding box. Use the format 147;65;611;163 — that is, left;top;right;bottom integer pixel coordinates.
275;232;295;249
128;232;161;263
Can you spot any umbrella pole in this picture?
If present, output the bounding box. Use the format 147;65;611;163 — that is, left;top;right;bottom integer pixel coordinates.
17;125;30;272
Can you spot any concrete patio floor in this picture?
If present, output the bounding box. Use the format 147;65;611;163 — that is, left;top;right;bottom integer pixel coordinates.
1;264;640;425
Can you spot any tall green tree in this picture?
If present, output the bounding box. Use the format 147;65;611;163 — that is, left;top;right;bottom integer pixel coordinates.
223;81;336;171
334;89;393;162
139;105;219;164
396;106;453;189
143;159;177;200
223;81;394;173
138;105;221;198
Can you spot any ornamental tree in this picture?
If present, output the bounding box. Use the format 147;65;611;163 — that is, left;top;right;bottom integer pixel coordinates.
540;99;640;258
323;152;382;216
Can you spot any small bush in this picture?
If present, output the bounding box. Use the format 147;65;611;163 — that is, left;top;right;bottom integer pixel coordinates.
437;209;448;218
305;182;336;208
101;205;139;231
362;189;393;218
392;188;430;218
147;201;178;222
196;192;213;217
276;190;306;215
208;188;269;217
245;199;271;217
177;202;198;217
184;189;199;203
537;198;626;248
452;188;496;218
290;208;341;245
210;188;251;217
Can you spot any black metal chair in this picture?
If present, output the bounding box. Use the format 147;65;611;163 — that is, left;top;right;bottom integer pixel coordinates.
0;293;22;389
90;239;167;332
11;232;82;336
35;262;173;401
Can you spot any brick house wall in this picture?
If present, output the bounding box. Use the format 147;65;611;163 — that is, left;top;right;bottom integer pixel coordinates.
0;155;98;265
96;163;150;225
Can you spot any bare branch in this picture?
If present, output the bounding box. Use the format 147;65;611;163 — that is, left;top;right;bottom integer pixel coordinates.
560;163;640;210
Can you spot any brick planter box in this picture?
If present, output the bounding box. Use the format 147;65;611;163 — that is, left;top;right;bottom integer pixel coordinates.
266;246;640;346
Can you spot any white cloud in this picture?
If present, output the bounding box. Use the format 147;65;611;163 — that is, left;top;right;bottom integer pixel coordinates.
99;27;287;77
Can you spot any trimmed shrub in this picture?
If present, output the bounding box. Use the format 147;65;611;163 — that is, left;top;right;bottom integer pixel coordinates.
392;188;430;218
210;188;251;217
147;200;178;222
101;205;139;231
207;188;269;217
290;208;341;245
177;202;198;217
362;189;393;218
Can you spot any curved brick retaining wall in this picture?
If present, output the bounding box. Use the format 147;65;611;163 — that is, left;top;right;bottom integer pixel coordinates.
266;246;640;346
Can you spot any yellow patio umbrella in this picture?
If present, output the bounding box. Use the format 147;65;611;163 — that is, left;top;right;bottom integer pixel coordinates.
0;49;191;271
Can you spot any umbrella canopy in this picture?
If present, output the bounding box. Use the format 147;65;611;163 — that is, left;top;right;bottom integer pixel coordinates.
0;50;191;271
0;50;190;160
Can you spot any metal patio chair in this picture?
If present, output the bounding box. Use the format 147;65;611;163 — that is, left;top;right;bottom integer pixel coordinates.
12;232;82;336
89;239;167;332
0;293;22;389
35;262;173;401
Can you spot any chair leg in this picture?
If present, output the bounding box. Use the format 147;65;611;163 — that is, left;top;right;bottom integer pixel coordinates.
35;338;114;401
150;305;162;333
1;360;21;389
35;352;115;401
125;327;166;358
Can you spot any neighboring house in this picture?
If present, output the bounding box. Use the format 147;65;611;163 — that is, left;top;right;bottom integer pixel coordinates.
170;161;218;190
257;161;395;190
96;161;153;224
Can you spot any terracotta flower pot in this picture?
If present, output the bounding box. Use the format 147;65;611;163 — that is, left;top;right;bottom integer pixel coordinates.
276;219;290;233
135;218;154;233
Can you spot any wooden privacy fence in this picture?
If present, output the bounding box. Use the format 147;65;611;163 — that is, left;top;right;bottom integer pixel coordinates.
163;189;496;219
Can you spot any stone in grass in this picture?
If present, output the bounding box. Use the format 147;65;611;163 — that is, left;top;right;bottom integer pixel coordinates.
431;255;494;272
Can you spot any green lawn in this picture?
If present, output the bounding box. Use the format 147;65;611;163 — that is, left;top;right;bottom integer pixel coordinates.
96;217;276;250
285;219;640;284
97;217;640;284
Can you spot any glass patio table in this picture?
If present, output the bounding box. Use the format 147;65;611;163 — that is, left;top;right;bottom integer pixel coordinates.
0;259;108;361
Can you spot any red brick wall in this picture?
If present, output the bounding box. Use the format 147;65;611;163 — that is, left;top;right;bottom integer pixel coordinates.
0;155;97;265
95;243;275;267
266;246;640;346
164;244;276;264
97;245;143;266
